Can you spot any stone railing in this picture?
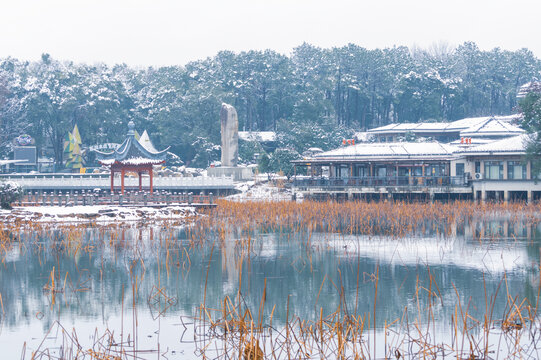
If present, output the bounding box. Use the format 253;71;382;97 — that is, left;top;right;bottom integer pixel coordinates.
0;174;234;191
18;190;216;207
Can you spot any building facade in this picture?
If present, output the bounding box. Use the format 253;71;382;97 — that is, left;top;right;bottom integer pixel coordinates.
292;134;541;202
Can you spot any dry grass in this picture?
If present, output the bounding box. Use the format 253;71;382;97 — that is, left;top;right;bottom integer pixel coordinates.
0;200;540;359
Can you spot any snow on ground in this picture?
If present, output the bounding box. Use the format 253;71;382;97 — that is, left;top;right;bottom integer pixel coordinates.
0;205;197;223
227;180;293;202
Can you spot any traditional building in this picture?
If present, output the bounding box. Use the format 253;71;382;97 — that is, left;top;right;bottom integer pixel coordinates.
292;134;541;202
94;121;169;194
455;134;540;202
292;142;470;201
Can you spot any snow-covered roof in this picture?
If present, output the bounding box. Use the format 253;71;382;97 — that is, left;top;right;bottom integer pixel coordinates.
413;123;450;131
445;116;494;131
353;132;374;142
294;132;534;165
94;121;169;166
459;118;524;138
304;141;458;162
99;157;165;166
517;81;541;98
138;130;158;153
0;159;27;166
89;143;121;152
367;122;462;134
238;131;276;142
367;122;447;133
367;115;524;137
449;138;494;146
457;134;530;155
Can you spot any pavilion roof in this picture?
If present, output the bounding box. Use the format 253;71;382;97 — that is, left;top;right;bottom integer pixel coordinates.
95;121;169;166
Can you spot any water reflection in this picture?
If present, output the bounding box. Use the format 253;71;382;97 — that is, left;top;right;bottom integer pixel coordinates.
0;218;540;357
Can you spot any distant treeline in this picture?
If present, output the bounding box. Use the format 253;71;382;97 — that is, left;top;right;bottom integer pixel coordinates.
0;42;539;167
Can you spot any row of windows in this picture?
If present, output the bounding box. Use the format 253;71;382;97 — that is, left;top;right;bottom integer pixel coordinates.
467;161;528;180
336;164;448;178
333;162;528;180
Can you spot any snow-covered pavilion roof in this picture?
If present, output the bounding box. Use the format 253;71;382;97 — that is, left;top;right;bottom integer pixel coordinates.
138;130;158;153
94;121;169;166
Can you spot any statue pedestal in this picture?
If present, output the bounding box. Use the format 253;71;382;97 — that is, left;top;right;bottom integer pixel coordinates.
207;166;253;181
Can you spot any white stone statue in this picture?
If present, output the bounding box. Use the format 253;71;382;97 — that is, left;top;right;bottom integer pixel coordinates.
220;103;238;167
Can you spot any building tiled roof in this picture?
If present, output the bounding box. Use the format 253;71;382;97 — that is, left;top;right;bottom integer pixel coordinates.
459;118;524;138
302;142;457;162
457;134;530;155
367;115;523;137
95;121;169;166
295;134;532;165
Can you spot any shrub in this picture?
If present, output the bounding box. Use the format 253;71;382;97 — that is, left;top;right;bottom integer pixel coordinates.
0;181;23;209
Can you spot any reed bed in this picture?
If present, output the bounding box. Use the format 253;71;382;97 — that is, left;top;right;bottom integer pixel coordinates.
0;200;540;359
192;200;541;243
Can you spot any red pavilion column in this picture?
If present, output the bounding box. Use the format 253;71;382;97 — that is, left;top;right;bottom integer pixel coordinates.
121;168;125;195
149;166;153;194
110;170;114;193
138;171;142;191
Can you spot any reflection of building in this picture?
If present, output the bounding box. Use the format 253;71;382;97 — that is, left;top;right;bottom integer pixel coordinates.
293;124;541;202
318;219;536;274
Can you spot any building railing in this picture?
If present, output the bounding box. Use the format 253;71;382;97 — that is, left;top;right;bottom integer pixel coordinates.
293;175;468;188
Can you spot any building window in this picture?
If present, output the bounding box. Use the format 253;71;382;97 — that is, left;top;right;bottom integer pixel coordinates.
484;161;503;180
507;161;527;180
376;166;387;177
398;167;410;176
426;164;445;176
475;161;481;174
456;163;465;176
354;165;367;177
338;165;350;178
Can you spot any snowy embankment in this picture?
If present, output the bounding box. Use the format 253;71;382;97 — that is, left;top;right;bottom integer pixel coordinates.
0;205;197;223
226;179;293;202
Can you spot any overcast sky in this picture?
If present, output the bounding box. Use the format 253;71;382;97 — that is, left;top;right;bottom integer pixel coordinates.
0;0;539;66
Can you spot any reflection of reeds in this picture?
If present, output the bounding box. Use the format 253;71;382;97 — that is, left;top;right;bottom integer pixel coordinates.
31;320;156;360
188;266;541;360
1;200;541;359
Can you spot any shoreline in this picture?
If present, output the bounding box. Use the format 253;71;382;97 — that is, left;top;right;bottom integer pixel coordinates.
0;204;199;223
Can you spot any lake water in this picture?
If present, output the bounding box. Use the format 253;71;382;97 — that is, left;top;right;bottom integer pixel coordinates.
0;216;540;358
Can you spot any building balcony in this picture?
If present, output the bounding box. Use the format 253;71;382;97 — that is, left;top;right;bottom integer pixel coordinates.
293;175;468;190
